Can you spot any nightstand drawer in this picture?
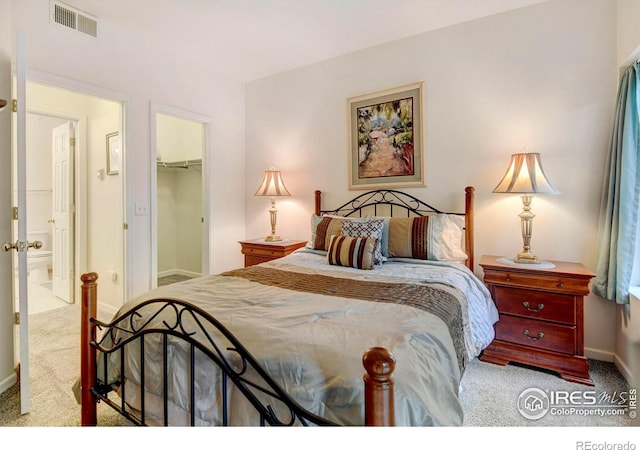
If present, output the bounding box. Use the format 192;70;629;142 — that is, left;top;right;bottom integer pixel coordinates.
495;315;576;355
493;286;576;324
239;239;308;267
483;269;590;295
243;247;279;257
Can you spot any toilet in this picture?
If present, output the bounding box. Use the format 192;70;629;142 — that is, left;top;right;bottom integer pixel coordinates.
26;230;53;283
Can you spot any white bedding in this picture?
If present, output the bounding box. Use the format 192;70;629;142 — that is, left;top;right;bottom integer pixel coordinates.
98;249;498;426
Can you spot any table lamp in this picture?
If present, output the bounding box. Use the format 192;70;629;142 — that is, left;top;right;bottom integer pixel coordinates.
492;151;558;264
255;167;291;242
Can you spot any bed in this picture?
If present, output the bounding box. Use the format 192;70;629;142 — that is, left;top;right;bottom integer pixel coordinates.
78;186;499;426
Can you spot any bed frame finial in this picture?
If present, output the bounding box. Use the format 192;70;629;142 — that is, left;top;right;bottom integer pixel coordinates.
363;347;395;426
81;272;98;426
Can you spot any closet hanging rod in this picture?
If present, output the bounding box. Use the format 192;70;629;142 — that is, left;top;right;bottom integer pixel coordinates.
157;159;202;169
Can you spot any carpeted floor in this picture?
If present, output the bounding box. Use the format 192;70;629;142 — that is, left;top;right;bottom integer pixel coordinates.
0;303;635;428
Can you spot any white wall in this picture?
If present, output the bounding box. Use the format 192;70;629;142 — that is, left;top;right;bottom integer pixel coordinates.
617;0;640;65
156;113;203;163
10;0;246;301
245;0;619;360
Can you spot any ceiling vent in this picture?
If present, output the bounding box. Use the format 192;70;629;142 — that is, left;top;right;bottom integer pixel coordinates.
50;1;98;38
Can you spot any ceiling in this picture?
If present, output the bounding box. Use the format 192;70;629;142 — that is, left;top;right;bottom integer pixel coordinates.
66;0;548;82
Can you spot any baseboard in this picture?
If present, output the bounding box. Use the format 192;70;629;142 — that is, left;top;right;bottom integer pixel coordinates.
613;354;635;387
158;269;201;279
0;371;17;396
585;347;614;362
586;346;636;386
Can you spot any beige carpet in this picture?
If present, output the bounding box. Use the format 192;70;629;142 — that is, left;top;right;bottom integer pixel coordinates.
0;303;635;428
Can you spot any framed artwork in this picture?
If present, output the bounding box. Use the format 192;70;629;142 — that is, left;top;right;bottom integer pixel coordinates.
347;82;424;190
106;131;120;175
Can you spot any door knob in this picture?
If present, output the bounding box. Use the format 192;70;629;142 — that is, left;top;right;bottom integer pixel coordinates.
2;240;43;252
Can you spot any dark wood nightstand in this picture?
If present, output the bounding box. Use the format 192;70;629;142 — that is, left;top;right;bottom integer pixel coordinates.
479;254;595;385
239;238;308;267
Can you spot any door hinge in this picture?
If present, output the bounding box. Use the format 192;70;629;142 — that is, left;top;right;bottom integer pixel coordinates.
14;312;19;325
11;99;17;113
12;207;18;220
70;137;76;147
123;223;128;230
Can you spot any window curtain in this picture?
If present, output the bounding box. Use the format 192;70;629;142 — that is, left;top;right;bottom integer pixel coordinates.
593;61;640;305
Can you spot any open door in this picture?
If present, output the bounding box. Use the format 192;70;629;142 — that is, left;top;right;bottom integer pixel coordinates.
6;31;30;415
51;121;75;303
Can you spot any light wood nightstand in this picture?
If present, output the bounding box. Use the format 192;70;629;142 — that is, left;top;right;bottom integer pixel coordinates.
479;254;595;386
239;238;308;267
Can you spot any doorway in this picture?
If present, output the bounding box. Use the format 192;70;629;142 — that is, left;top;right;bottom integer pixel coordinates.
151;104;211;288
11;79;125;413
17;81;125;315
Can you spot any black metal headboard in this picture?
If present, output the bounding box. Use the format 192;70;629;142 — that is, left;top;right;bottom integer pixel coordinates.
314;187;475;270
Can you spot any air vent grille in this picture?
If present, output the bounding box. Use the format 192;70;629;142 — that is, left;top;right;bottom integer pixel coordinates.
50;1;98;38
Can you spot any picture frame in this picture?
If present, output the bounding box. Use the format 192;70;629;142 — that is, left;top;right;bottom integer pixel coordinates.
106;131;120;175
347;82;424;190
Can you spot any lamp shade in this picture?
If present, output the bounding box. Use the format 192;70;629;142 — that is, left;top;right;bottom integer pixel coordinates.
492;152;558;194
254;169;291;197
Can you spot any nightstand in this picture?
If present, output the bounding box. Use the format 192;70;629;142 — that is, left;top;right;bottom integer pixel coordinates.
239;238;308;267
479;254;595;386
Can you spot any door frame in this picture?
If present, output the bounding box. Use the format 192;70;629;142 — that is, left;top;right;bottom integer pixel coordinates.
25;69;132;301
26;108;85;303
150;102;212;288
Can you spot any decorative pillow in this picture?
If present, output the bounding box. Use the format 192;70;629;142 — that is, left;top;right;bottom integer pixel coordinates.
440;214;468;261
341;218;385;264
326;234;378;270
387;214;467;261
308;214;365;251
308;215;348;251
387;216;432;259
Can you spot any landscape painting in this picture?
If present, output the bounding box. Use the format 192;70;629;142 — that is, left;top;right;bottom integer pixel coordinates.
348;82;424;189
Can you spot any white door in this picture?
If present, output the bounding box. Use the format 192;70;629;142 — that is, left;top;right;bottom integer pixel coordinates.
52;121;74;303
8;31;30;415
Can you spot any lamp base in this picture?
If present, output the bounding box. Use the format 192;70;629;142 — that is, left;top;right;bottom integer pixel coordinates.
264;235;283;242
497;257;556;269
514;251;539;264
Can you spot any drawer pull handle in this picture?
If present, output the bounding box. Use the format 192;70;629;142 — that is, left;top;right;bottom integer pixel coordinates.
523;329;544;341
558;282;564;288
522;302;544;312
505;275;511;281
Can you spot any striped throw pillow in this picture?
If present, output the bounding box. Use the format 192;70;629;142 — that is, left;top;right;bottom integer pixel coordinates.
387;216;432;259
309;215;353;251
341;218;385;264
326;235;377;270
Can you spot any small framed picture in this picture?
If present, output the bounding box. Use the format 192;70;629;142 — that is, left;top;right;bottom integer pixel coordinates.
106;131;120;175
347;82;424;190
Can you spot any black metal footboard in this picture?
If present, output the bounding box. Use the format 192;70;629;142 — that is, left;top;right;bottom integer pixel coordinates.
90;297;336;426
80;273;396;427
